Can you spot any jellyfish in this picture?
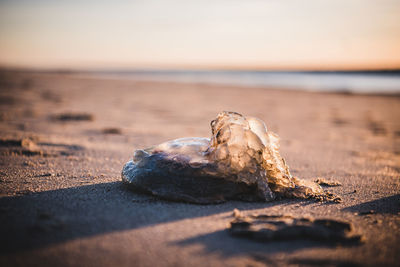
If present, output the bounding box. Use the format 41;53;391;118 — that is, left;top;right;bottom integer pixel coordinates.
122;111;339;204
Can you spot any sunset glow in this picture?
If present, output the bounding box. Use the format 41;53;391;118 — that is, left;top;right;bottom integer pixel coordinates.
0;0;399;70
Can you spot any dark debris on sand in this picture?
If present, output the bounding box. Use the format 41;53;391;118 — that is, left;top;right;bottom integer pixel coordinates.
52;112;94;122
228;209;363;245
101;127;122;134
0;138;45;156
0;138;85;157
314;177;342;187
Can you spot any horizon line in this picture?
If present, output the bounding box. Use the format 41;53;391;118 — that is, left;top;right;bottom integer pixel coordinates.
1;63;400;73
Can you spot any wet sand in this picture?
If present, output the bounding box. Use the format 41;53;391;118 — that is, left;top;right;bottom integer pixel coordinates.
0;70;399;266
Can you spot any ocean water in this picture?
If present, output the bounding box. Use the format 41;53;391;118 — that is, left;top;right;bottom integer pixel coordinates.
92;70;400;94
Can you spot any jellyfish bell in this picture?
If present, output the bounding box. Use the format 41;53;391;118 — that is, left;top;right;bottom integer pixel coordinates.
122;111;337;204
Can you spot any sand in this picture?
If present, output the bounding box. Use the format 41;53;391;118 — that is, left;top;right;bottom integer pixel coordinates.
0;70;399;266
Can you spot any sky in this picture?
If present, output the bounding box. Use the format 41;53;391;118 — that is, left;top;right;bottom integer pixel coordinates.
0;0;399;70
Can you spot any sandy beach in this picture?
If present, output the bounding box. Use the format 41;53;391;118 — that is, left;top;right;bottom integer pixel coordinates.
0;70;399;266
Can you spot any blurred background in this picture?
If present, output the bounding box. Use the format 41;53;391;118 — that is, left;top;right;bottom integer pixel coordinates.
1;0;400;93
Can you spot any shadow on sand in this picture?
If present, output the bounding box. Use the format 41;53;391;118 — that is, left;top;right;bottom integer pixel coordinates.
1;181;366;262
342;194;400;214
0;181;297;254
171;221;361;266
173;230;340;256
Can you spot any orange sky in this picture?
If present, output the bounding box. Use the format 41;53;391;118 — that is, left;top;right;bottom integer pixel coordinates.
0;0;399;70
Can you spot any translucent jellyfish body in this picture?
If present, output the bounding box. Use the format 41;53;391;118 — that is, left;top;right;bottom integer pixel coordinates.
122;111;338;204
